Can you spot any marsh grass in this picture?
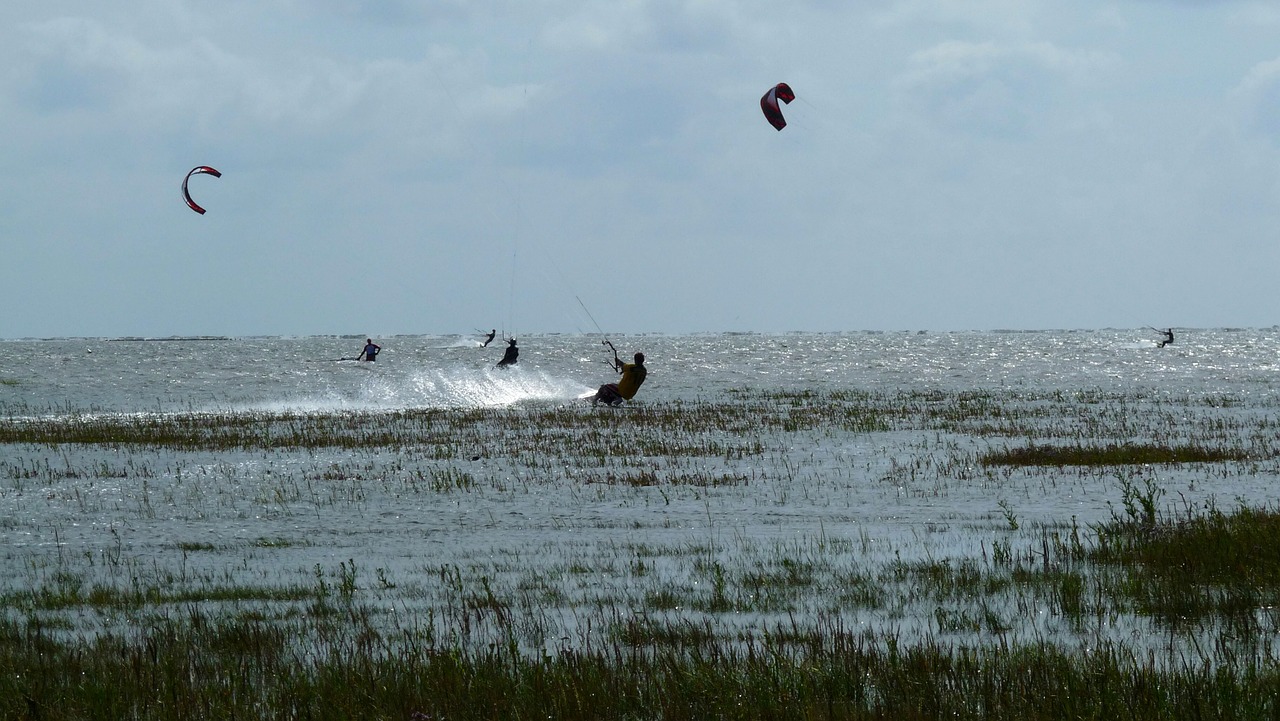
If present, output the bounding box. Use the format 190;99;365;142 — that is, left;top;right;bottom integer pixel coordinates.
6;504;1280;718
981;442;1256;467
6;387;1280;718
3;387;1278;464
3;606;1279;720
1090;502;1280;626
2;579;316;612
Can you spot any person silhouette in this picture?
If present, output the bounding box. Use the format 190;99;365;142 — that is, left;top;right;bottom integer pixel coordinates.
496;338;519;367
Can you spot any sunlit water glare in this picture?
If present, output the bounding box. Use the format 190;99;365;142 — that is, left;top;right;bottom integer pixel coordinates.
2;328;1279;655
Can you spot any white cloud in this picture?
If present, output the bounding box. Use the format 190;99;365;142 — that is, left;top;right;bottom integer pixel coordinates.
1226;3;1280;27
1231;56;1280;141
1;0;1279;336
3;16;543;171
892;40;1114;139
872;0;1038;36
539;0;749;55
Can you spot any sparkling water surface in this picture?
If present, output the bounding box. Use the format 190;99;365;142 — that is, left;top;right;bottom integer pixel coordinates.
6;328;1279;412
2;328;1279;651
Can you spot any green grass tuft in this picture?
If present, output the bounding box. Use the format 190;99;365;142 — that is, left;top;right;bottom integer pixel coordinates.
980;442;1254;467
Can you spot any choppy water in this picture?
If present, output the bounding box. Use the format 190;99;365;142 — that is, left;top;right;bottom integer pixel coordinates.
2;328;1279;653
5;328;1279;413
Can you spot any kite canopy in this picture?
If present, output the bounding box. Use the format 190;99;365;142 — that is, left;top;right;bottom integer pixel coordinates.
182;166;221;214
760;83;795;131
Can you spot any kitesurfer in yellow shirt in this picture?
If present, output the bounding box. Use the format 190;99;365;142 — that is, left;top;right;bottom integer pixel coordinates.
593;351;646;406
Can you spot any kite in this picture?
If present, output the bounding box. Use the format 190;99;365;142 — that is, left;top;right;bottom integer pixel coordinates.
760;83;795;131
182;166;221;214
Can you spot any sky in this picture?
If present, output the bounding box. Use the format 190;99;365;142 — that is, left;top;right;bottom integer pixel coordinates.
3;0;1280;338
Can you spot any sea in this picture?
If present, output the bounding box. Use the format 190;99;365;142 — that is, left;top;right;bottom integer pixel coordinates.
2;328;1279;652
5;328;1278;413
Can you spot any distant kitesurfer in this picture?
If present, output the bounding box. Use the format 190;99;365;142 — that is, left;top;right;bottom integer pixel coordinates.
593;351;647;407
361;339;381;361
482;329;497;347
496;338;518;367
1157;328;1174;348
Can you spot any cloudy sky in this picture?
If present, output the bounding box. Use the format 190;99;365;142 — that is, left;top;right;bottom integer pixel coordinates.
3;1;1279;338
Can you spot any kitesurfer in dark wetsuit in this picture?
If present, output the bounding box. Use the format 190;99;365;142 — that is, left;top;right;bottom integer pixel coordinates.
1156;329;1174;348
496;338;518;367
482;329;497;347
361;339;381;361
593;352;647;406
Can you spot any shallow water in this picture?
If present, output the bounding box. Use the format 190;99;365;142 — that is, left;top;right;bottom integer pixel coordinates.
2;328;1279;654
5;329;1280;413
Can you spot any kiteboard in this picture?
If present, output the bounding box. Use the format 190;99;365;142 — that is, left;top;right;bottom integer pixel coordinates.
580;391;629;407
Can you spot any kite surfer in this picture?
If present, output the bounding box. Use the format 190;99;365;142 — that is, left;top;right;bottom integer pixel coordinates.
1155;328;1174;348
496;338;519;368
361;339;381;362
481;329;497;347
593;349;647;407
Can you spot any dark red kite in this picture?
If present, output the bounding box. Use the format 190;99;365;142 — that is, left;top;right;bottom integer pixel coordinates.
182;166;221;215
760;83;795;131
